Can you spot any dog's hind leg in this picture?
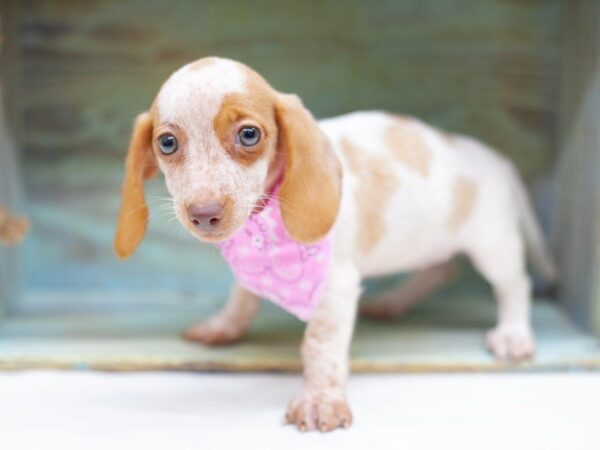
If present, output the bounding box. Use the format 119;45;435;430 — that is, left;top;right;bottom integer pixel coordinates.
359;261;457;320
467;229;535;361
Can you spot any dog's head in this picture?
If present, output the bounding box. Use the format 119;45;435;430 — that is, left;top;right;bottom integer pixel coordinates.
114;57;342;258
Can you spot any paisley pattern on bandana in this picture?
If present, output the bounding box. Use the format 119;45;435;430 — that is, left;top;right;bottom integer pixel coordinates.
218;185;333;321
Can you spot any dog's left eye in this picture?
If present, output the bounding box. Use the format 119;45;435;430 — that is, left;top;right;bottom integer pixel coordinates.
237;127;260;147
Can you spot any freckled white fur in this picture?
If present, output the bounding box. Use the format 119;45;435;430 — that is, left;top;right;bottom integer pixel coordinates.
153;58;555;432
156;60;269;234
321;111;552;363
157;59;245;126
275;111;551;429
321;111;517;275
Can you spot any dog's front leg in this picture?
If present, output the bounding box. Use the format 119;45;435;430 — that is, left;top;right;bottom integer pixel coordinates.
183;284;260;345
286;263;361;432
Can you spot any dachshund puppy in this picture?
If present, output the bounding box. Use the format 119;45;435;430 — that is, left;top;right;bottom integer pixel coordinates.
115;57;556;432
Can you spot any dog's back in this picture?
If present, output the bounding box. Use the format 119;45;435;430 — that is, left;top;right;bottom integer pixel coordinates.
319;111;555;281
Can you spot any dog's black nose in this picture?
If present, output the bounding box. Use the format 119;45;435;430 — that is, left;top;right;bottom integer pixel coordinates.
187;203;224;232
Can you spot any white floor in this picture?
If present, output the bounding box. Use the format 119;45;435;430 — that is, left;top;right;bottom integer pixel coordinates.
0;371;598;450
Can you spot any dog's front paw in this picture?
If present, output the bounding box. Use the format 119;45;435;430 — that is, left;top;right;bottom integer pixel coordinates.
486;324;536;361
285;391;352;432
183;315;247;346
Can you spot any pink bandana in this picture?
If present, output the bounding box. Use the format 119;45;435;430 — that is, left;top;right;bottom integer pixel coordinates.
218;186;333;321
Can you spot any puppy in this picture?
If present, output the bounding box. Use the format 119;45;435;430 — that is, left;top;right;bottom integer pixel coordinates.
115;57;556;432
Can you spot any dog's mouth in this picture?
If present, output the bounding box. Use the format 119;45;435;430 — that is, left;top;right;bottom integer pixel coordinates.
188;228;232;243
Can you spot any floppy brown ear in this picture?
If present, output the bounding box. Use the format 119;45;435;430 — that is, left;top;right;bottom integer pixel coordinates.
114;112;157;259
275;94;342;243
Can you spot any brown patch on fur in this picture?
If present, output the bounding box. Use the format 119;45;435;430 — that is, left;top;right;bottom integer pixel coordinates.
340;137;399;253
448;176;478;232
385;118;431;176
114;112;158;259
213;65;278;166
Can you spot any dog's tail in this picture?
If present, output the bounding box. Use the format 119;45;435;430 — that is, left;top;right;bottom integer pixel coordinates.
510;169;558;284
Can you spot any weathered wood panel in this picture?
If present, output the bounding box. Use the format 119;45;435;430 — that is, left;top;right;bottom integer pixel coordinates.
1;0;564;297
1;293;599;372
11;0;563;173
555;0;600;334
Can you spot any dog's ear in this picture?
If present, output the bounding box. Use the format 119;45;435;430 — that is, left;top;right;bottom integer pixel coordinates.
114;112;158;259
274;94;342;243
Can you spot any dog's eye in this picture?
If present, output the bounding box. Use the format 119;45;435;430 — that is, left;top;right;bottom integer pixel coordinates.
237;127;260;147
158;134;178;155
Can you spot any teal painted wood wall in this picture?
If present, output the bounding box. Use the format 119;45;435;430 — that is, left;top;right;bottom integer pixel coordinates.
1;0;565;308
555;0;600;333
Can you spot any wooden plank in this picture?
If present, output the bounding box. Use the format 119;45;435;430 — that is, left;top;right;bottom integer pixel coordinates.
1;292;598;372
555;0;600;334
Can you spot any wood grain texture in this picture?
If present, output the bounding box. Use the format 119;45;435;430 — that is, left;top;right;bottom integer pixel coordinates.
0;0;565;297
10;0;563;173
1;293;599;372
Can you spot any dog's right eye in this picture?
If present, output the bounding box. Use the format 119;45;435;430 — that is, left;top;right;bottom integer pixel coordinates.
158;134;178;155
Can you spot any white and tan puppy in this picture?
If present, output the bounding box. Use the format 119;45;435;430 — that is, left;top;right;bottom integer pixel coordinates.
115;57;556;432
